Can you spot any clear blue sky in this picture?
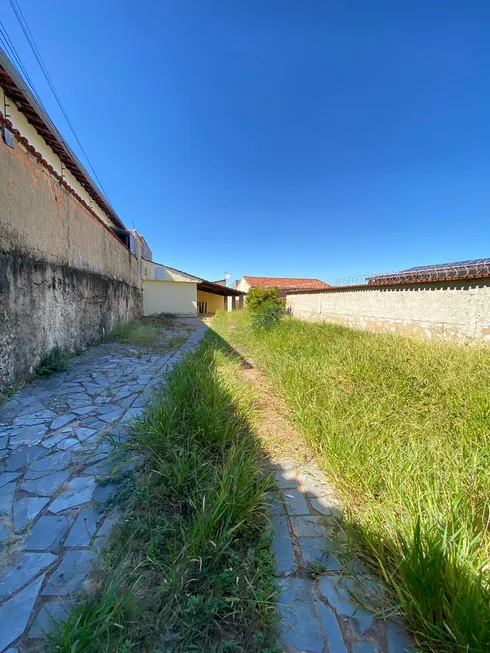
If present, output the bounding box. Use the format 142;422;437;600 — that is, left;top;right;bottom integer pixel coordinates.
2;1;490;282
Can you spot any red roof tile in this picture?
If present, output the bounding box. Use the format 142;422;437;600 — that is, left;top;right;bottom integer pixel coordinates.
243;276;330;291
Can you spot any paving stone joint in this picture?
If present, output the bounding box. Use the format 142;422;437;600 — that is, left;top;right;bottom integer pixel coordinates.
0;320;208;653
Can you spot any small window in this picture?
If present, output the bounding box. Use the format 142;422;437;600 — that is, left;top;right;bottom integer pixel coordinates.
2;127;14;148
155;267;165;280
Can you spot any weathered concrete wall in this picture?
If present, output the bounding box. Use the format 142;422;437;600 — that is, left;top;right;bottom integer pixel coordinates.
286;280;490;342
0;106;142;387
0;252;141;386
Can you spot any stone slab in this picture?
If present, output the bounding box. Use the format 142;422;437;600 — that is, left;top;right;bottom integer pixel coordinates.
283;489;310;516
353;643;378;653
22;470;70;496
64;506;103;547
49;476;96;513
0;575;45;652
300;537;342;570
14;497;49;531
51;414;77;431
24;516;72;551
24;451;72;478
41;549;96;596
317;575;373;635
271;516;295;574
274;469;299;489
0;552;56;600
9;424;48;447
0;482;16;517
310;495;341;517
96;509;121;537
277;578;324;652
290;515;327;538
28;599;74;638
0;472;20;489
387;624;415;653
317;600;348;653
5;445;48;471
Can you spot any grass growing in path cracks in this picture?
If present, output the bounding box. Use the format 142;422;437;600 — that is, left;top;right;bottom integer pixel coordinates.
49;335;279;653
106;320;161;348
213;310;490;653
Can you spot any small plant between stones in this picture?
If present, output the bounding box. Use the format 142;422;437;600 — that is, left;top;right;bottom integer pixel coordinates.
36;347;74;376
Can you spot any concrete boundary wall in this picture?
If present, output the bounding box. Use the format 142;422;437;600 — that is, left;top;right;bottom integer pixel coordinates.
0;88;142;387
0;252;141;386
286;279;490;342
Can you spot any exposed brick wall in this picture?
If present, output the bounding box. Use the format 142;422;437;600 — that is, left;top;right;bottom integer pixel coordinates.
286;280;490;342
0;126;142;387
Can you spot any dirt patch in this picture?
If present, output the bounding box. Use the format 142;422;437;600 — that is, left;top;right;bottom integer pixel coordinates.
235;356;315;465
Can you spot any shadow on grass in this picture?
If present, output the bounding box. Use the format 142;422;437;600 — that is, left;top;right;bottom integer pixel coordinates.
45;326;489;653
47;328;280;653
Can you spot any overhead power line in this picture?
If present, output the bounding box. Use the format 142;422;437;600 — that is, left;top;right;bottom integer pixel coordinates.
6;0;109;199
0;18;46;110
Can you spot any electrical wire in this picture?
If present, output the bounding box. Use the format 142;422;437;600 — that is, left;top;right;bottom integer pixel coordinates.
7;0;109;199
0;19;46;111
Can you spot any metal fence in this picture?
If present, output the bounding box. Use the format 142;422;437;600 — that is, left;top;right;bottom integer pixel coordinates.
323;259;490;288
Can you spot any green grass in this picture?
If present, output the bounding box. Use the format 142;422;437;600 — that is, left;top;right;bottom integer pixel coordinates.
213;310;490;652
49;335;279;653
0;381;23;406
167;334;188;348
107;319;161;348
36;347;74;375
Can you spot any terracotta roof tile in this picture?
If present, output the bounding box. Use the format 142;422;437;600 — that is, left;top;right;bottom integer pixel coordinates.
243;276;330;290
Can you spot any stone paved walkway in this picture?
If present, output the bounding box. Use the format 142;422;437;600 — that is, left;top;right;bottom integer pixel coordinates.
0;319;208;653
270;460;415;653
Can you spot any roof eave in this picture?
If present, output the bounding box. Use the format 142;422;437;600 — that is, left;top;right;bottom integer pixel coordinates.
0;47;126;231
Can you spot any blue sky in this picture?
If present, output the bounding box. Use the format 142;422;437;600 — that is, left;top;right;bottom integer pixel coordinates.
2;1;490;283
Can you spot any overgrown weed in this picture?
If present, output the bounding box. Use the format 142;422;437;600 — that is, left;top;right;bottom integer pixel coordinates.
213;310;490;652
49;335;279;653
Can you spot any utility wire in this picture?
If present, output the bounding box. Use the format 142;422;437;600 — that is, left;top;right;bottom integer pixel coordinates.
7;0;109;199
0;19;46;110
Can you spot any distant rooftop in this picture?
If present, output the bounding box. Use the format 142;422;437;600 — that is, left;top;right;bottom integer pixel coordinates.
243;276;330;291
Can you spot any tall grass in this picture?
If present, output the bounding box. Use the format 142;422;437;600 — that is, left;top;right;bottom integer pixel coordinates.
107;320;161;348
49;336;278;653
213;311;490;652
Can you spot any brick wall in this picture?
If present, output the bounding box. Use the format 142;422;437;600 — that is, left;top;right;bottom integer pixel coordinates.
286;279;490;342
0;121;142;387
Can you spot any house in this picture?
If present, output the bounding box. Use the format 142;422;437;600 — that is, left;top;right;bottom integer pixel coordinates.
142;260;244;316
234;276;330;299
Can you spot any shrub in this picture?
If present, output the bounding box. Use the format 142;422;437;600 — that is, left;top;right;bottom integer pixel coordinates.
251;301;284;331
107;320;160;348
36;347;73;375
247;287;281;311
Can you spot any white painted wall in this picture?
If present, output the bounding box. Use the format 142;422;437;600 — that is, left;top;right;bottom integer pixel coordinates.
236;278;251;293
1;86;112;227
143;280;197;316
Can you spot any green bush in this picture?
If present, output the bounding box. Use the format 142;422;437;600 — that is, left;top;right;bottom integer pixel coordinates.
251;301;283;331
247;287;281;311
36;347;73;375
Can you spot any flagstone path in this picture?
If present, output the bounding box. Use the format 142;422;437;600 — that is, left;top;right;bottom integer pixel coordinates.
270;460;415;653
0;319;208;653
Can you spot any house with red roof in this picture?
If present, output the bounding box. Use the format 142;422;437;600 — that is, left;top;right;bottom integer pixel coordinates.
233;276;330;299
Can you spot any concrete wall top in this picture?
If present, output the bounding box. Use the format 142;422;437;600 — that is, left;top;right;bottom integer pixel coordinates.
286;279;490;342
